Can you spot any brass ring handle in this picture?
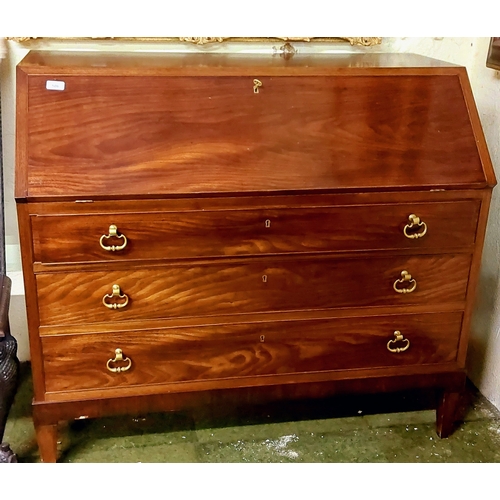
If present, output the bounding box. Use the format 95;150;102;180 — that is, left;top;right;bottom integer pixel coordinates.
393;270;417;294
253;79;263;93
387;331;410;353
403;214;427;239
106;348;132;373
102;284;129;309
100;224;128;252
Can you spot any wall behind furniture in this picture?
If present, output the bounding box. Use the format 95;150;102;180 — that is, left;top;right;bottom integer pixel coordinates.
1;37;500;410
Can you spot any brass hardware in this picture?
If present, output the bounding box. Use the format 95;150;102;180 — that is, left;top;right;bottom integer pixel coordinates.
102;284;130;309
260;335;266;343
403;214;428;239
106;348;132;373
393;270;417;294
262;275;268;283
387;331;410;353
265;219;271;228
253;79;263;93
100;224;128;252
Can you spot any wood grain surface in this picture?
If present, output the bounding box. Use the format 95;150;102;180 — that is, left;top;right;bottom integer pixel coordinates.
22;74;485;198
35;254;472;326
41;311;463;394
31;200;480;264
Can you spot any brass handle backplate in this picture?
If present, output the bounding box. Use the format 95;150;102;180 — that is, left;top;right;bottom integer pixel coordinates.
387;331;410;353
100;224;128;252
393;270;417;294
106;348;132;373
102;284;129;309
403;214;427;239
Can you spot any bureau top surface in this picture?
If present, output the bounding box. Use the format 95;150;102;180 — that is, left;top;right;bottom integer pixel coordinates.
15;51;496;200
18;51;461;76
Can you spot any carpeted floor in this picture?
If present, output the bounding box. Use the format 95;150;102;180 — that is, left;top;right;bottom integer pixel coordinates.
4;364;500;463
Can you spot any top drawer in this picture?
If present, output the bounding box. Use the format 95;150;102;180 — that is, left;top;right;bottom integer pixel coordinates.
31;200;480;264
19;74;486;198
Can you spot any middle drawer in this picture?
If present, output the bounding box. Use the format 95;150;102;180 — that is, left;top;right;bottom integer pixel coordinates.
37;254;472;327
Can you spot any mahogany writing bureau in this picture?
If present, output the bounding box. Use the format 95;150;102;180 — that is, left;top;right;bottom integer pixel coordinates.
15;51;496;462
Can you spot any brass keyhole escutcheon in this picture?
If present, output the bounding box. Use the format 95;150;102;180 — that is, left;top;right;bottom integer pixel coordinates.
265;219;271;228
102;284;129;310
253;79;263;93
106;348;132;373
260;335;266;343
403;214;428;240
387;331;410;353
262;275;268;283
393;270;417;294
100;224;128;252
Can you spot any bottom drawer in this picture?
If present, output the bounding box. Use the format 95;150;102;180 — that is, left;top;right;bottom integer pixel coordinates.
41;312;463;394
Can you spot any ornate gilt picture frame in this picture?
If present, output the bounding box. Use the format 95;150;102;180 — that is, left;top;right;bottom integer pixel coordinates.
6;37;382;47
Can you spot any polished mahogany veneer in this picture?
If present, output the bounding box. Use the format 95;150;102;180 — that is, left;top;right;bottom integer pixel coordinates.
41;311;463;395
31;199;480;264
23;73;487;198
35;254;472;326
16;51;495;462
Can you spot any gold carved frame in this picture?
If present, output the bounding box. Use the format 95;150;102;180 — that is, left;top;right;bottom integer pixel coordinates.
6;37;382;47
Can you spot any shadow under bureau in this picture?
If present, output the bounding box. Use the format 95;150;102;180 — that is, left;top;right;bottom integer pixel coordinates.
15;51;496;462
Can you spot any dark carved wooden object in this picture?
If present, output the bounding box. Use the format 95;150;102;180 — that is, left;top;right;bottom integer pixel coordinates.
0;276;19;463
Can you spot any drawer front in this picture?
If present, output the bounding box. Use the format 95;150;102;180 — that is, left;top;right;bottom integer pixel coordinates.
41;312;463;394
24;74;484;198
36;254;471;326
31;201;480;264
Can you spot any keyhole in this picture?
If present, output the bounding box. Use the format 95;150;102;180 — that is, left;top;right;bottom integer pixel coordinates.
265;219;271;228
262;275;268;283
260;335;265;343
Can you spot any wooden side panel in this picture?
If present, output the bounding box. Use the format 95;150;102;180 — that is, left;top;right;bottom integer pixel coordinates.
15;67;29;200
458;68;496;187
15;204;46;400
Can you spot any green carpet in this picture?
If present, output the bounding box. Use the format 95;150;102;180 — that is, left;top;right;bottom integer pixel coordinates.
4;364;500;463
